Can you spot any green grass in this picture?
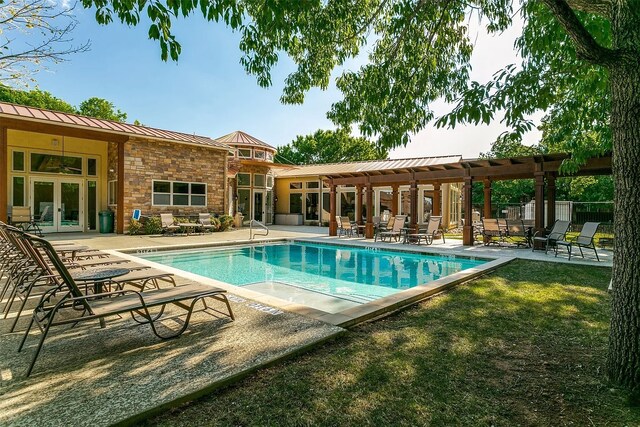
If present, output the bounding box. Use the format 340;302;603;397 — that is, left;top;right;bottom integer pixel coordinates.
143;260;639;426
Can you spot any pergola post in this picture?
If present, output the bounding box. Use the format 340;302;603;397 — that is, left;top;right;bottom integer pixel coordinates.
546;173;556;228
356;184;363;224
432;182;441;216
534;171;545;236
391;184;399;216
365;182;374;238
116;140;125;234
410;180;418;232
483;179;492;219
463;176;474;245
0;127;7;223
329;182;337;236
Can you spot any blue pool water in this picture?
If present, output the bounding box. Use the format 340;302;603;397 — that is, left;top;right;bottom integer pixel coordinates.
139;242;486;313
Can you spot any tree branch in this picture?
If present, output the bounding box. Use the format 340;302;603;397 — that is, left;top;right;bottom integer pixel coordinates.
541;0;619;67
565;0;611;17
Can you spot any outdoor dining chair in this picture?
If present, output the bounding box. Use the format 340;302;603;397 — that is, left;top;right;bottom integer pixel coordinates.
555;222;601;261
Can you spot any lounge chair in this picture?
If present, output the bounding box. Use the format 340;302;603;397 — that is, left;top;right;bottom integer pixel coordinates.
505;219;530;247
376;216;396;235
376;215;406;242
555;222;601;261
336;216;354;237
481;218;503;245
532;220;571;253
407;216;445;245
160;213;181;235
198;213;216;233
17;233;234;376
11;206;47;236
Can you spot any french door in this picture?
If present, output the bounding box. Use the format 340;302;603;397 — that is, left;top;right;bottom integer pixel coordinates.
253;190;265;222
30;177;84;233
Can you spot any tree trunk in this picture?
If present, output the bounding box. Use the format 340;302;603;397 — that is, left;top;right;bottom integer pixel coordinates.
607;1;640;392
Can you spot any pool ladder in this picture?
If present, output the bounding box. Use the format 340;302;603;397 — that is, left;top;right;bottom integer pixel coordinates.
250;220;269;240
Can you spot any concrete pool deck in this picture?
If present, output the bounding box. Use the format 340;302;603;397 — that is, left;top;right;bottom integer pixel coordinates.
0;226;612;425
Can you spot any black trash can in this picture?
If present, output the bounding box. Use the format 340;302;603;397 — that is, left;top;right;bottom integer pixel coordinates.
99;210;114;233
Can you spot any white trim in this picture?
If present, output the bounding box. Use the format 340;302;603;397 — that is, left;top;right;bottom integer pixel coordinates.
151;179;208;207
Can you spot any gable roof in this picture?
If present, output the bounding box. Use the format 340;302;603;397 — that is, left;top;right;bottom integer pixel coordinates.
214;130;276;150
273;155;464;177
0;102;231;150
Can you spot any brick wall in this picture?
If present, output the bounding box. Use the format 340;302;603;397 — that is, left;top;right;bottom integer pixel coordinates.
108;139;227;225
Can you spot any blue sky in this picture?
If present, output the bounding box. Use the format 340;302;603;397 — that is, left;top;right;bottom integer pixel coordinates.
33;7;541;159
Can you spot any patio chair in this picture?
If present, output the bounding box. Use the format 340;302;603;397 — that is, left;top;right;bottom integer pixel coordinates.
505;219;530;247
198;213;216;233
376;215;406;242
555;222;601;261
336;216;353;237
376;216;396;235
160;213;181;235
481;218;503;245
407;216;445;245
11;206;47;237
532;220;571;254
17;233;235;377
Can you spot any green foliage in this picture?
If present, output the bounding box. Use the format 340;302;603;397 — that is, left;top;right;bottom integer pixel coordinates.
275;129;388;165
143;216;164;235
0;86;129;123
128;218;143;235
218;215;234;231
210;216;222;231
78;97;127;122
0;85;76;113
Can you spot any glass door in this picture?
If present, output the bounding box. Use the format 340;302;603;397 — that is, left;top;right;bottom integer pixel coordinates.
31;179;55;233
265;191;273;225
31;177;84;233
253;190;264;222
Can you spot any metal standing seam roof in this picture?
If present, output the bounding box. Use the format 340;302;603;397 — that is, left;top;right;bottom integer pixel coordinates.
0;102;232;151
273;155;464;177
214;130;276;150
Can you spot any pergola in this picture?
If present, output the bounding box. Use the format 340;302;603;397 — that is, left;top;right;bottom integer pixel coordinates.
325;153;612;245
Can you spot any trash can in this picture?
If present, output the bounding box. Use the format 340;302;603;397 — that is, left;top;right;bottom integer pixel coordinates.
234;212;244;228
99;210;114;233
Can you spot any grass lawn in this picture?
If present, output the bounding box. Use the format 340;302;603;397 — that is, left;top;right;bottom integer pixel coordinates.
143;260;639;426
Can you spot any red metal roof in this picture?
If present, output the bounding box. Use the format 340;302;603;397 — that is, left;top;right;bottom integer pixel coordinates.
0;102;231;150
214;130;276;150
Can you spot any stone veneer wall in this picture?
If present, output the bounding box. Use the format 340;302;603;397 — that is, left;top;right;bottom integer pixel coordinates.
115;138;227;223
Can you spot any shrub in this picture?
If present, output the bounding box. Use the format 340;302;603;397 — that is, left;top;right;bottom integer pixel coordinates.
210;216;221;231
144;216;163;235
128;218;142;235
218;215;234;231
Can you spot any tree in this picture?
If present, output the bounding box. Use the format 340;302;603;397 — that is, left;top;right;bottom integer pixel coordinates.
275;129;388;165
77;97;127;122
0;0;89;84
0;85;76;113
82;0;639;392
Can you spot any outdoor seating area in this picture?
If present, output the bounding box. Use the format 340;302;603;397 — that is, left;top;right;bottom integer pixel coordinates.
0;223;235;377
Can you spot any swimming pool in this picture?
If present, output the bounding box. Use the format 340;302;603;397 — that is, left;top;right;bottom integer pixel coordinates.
138;241;487;314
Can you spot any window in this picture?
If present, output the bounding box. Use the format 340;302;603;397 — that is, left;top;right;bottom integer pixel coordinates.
87;158;98;176
228;149;235;157
265;152;274;161
237;173;251;187
152;180;207;206
289;182;302;190
12;151;25;172
12;176;25;206
254;151;265;160
238;149;252;158
290;194;303;214
306;181;319;189
31;153;82;175
266;174;274;188
306;193;319;221
108;181;117;206
254;174;265;187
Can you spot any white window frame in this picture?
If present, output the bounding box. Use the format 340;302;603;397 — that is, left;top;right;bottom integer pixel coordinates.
108;180;117;206
238;148;252;159
151;180;208;207
237;173;251;187
11;175;26;207
11;150;25;172
265;152;274;161
87;157;99;177
254;173;266;188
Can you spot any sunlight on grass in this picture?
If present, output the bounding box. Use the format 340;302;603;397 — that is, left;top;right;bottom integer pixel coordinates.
144;260;640;427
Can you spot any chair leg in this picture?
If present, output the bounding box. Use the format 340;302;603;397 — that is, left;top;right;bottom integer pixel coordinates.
25;317;54;377
568;244;572;261
593;245;599;261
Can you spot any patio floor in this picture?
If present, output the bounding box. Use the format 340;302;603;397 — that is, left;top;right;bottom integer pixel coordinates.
0;226;611;426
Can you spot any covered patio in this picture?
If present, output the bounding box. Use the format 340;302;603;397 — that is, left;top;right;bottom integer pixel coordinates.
325;153;613;244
